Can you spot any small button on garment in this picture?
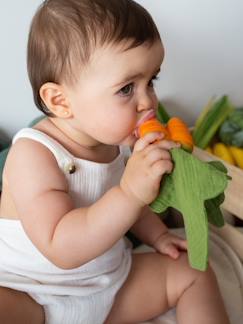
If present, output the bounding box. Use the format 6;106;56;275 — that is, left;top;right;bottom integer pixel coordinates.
65;162;76;174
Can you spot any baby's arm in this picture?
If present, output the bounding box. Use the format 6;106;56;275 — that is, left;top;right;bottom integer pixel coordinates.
130;206;169;246
5;132;175;269
5;139;140;269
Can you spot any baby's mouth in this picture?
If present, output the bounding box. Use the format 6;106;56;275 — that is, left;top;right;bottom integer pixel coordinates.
133;110;156;138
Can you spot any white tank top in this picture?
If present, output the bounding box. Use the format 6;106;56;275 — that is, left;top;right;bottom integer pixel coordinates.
13;128;130;208
0;128;132;296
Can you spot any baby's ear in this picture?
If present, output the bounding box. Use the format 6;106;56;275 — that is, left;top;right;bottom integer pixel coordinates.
39;82;72;118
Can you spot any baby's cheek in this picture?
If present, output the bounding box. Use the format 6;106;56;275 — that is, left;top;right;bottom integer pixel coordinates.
117;120;135;137
113;122;137;144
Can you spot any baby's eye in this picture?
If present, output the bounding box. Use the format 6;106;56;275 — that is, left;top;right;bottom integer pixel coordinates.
118;83;134;97
148;75;159;88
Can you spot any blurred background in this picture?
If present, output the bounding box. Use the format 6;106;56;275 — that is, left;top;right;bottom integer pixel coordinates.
0;0;243;140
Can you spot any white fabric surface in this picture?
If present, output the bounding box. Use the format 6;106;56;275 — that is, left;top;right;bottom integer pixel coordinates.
137;228;243;324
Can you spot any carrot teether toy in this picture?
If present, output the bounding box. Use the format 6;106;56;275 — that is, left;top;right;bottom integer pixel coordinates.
139;117;230;271
167;117;194;152
138;117;194;152
138;118;170;139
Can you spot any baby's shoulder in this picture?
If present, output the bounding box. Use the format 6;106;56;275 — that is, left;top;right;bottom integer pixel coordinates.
4;136;68;192
7;136;59;170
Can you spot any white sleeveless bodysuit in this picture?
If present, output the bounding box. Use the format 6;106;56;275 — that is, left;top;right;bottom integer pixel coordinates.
0;128;132;324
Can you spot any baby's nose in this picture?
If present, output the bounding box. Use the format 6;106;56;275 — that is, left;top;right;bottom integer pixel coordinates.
137;93;155;112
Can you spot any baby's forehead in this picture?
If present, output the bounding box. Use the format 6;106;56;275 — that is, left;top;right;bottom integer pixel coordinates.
89;39;163;64
82;40;164;81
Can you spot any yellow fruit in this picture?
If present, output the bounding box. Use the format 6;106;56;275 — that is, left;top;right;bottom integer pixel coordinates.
228;146;243;169
213;143;235;165
205;146;213;154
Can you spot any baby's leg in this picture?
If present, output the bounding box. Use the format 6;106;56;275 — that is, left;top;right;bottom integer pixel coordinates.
105;252;229;324
0;287;44;324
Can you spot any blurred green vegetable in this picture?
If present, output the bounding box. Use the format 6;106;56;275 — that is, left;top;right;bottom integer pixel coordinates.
193;96;233;149
218;108;243;147
156;102;170;124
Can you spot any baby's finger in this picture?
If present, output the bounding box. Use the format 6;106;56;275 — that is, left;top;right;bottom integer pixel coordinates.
146;148;171;165
175;239;187;251
133;132;164;152
164;244;180;259
151;159;173;178
156;139;181;151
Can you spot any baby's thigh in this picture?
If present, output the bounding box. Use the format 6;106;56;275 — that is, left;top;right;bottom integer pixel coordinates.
0;286;44;324
105;251;199;324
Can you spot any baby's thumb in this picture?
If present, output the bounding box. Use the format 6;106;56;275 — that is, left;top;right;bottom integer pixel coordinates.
165;245;180;259
133;132;164;152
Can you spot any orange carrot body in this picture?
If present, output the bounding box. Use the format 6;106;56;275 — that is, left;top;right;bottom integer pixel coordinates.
138;117;194;152
138;118;169;139
167;117;194;152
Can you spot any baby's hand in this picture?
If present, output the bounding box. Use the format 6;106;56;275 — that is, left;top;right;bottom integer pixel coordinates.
153;231;187;259
120;132;179;207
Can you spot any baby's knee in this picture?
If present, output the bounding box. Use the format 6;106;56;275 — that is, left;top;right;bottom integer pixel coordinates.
166;253;216;306
193;261;218;288
179;253;216;284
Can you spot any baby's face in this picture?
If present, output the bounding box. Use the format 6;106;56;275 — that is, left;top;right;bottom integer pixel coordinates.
65;39;164;147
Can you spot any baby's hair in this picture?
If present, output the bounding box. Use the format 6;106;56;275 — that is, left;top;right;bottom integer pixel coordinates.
27;0;161;116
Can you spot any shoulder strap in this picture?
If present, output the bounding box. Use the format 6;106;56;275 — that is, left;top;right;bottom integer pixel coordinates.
12;128;75;173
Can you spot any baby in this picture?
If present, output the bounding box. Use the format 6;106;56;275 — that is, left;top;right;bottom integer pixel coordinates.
0;0;229;323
